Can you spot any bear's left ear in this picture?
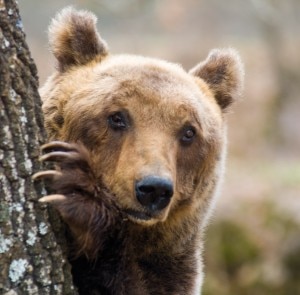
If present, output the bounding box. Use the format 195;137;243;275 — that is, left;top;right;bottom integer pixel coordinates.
189;48;244;111
48;7;109;72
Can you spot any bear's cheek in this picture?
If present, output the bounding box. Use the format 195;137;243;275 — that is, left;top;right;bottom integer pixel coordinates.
174;136;214;203
89;139;137;209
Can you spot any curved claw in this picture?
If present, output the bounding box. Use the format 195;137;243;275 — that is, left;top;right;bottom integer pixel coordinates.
32;170;62;181
39;151;80;163
39;194;67;203
41;141;78;153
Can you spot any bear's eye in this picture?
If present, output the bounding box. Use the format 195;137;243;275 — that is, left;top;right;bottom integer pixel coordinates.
108;112;127;130
181;126;196;144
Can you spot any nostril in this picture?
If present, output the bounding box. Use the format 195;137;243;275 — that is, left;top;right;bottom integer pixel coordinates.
135;176;174;210
139;184;155;194
161;185;173;198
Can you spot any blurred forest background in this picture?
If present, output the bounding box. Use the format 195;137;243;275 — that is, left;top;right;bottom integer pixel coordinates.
18;0;300;294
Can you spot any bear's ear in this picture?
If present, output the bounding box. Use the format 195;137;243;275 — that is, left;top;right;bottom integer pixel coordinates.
189;48;244;111
48;7;108;72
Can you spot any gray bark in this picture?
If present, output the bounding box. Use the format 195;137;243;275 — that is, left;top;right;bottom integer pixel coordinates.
0;0;76;294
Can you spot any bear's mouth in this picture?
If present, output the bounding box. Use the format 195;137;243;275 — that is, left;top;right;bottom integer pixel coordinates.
124;209;153;221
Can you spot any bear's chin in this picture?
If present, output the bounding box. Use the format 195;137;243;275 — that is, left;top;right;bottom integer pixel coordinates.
124;208;168;226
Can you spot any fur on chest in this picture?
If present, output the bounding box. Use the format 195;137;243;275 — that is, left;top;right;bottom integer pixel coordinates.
70;225;201;295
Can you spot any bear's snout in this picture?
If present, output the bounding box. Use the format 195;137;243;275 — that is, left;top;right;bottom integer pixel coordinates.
135;176;173;212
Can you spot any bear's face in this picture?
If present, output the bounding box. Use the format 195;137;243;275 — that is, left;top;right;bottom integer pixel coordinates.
41;8;243;225
54;57;223;224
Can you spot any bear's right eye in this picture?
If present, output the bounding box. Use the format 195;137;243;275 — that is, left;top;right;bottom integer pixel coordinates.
180;126;196;145
108;112;128;130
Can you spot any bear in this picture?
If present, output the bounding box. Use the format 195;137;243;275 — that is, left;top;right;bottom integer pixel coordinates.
33;7;244;295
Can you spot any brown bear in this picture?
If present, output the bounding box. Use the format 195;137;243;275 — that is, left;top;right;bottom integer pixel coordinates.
33;7;244;295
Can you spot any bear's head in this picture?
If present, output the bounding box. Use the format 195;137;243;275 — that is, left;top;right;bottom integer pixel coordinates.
41;7;244;226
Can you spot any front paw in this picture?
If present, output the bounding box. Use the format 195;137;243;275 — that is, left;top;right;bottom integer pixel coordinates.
33;141;97;200
33;141;118;257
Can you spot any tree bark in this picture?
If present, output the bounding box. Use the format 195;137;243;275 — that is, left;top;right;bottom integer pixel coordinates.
0;1;76;294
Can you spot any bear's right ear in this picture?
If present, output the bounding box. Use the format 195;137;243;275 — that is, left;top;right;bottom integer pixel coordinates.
49;7;108;72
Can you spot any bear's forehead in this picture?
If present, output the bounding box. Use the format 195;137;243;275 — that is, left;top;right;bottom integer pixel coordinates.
82;54;208;107
97;54;197;88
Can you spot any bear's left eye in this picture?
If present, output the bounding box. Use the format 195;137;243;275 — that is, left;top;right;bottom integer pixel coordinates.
181;126;196;143
108;112;128;130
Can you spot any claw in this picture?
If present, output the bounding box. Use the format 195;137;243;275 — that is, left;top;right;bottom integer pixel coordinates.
39;194;67;203
39;151;80;163
32;170;62;180
41;141;78;153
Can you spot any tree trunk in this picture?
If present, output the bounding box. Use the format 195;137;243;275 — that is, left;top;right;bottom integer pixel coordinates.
0;1;76;294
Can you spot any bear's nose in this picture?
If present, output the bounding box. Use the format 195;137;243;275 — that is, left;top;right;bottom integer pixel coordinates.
135;176;173;212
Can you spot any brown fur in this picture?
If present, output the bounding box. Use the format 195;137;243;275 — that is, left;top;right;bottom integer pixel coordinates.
36;7;244;295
